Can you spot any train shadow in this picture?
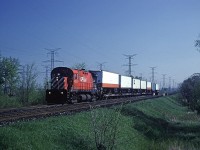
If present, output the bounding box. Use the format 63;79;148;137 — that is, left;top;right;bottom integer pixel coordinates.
121;106;200;144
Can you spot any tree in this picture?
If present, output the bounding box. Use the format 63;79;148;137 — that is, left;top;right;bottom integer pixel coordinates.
18;63;38;104
195;34;200;52
90;106;122;150
0;56;20;95
195;39;200;48
180;73;200;113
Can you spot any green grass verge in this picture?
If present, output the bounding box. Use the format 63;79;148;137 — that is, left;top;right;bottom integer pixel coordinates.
121;95;200;149
0;95;200;150
0;95;22;109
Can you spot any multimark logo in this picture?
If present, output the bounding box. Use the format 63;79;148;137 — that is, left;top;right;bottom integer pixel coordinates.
80;77;87;82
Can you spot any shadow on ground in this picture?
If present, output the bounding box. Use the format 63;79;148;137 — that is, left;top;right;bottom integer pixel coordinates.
121;106;200;144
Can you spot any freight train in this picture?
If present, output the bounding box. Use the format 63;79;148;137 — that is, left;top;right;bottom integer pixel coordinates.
46;67;159;104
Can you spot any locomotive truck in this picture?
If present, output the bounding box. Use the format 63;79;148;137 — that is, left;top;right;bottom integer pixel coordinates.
46;67;159;104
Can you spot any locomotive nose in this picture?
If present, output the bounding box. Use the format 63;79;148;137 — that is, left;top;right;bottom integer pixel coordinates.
46;67;74;104
46;89;68;104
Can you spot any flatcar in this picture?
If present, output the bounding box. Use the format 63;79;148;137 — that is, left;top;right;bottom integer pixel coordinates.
46;67;160;104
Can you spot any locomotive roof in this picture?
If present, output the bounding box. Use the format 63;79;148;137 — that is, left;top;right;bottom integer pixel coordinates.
51;67;73;78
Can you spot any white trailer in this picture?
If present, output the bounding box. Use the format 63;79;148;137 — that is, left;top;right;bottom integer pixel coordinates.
147;82;152;90
91;71;120;88
120;75;132;88
141;80;147;90
156;84;159;91
133;79;141;89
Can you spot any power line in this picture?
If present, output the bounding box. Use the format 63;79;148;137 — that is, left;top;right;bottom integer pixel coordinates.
41;65;50;89
150;67;156;84
162;74;166;89
43;48;63;72
140;73;143;80
168;76;171;90
97;62;106;70
123;54;137;76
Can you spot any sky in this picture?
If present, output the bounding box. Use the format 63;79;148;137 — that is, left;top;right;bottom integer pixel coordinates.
0;0;200;87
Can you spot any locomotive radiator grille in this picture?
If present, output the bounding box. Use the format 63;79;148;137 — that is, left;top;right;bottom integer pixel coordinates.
51;77;65;89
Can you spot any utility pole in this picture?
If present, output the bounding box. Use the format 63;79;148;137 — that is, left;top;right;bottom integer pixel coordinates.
162;74;166;89
168;77;171;91
44;48;63;72
42;65;49;89
140;73;143;80
172;79;175;90
150;67;156;84
123;54;137;76
97;62;106;70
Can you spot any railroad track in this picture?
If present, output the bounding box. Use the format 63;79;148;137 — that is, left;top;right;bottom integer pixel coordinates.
0;95;161;126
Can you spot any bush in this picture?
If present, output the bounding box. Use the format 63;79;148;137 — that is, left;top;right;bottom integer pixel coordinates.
0;86;46;108
29;88;46;105
180;73;200;114
0;95;22;108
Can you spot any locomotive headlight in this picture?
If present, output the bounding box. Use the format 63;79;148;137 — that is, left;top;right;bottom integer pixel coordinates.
49;92;51;94
61;92;63;95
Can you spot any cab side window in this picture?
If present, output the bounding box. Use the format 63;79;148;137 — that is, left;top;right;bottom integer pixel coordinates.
74;74;78;80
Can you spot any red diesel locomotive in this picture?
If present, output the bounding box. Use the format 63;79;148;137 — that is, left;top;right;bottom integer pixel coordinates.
46;67;94;104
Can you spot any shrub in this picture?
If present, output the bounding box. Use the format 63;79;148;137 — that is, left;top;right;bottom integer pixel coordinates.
180;73;200;114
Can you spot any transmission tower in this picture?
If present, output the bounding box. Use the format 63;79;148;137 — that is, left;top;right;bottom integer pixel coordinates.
162;74;166;89
42;65;50;89
123;54;137;76
97;62;106;70
150;67;156;84
43;48;63;72
140;73;143;80
168;77;171;91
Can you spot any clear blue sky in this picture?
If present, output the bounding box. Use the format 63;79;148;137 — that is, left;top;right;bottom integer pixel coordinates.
0;0;200;87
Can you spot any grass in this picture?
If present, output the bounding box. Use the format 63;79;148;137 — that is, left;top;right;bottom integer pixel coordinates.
0;95;22;109
121;95;200;149
0;91;46;109
0;114;94;150
0;95;200;150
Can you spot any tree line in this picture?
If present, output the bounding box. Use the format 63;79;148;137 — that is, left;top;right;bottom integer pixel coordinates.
179;38;200;114
180;73;200;114
0;55;45;107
